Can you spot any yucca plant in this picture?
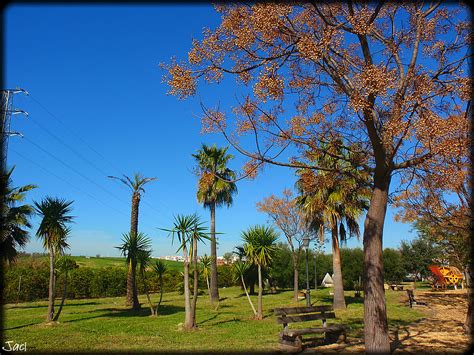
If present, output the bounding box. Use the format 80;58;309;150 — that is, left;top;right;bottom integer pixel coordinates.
153;260;167;315
161;214;210;329
241;225;279;320
116;231;152;311
233;261;257;317
34;197;74;322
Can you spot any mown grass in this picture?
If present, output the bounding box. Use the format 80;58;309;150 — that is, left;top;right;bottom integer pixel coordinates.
2;287;423;352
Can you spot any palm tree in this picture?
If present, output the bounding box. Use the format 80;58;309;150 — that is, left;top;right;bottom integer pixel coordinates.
0;168;36;264
192;144;237;304
200;254;213;304
53;256;78;321
233;261;257;317
161;214;209;330
241;225;279;320
34;197;74;322
116;231;152;311
109;172;157;307
296;146;370;310
153;260;167;315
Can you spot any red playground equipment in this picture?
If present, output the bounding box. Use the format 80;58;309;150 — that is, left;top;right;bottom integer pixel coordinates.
428;265;463;289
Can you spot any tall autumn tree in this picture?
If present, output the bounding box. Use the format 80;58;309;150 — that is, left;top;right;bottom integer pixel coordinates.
163;3;470;351
256;189;312;302
109;173;157;307
192;144;237;304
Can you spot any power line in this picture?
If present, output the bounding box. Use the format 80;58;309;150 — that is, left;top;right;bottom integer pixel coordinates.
10;147;131;219
25;93;173;218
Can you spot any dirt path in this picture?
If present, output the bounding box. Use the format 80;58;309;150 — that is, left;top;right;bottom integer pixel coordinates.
302;289;471;353
391;290;470;353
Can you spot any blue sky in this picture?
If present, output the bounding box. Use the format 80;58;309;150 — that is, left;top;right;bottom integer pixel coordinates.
4;4;416;257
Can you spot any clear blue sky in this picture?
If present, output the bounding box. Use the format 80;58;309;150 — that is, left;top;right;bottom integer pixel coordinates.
5;4;416;257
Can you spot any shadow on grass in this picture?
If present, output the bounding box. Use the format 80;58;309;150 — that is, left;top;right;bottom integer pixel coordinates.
62;304;185;323
1;321;43;331
6;301;102;309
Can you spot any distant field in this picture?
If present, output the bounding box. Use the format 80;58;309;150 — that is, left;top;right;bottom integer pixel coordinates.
18;255;184;272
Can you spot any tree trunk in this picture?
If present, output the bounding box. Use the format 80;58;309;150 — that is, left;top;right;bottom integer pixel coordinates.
126;261;133;307
183;244;193;330
126;192;140;308
464;263;473;335
249;281;255;295
53;272;68;322
256;264;263;320
292;253;299;302
156;275;164;315
191;235;199;326
131;261;140;310
142;273;155;316
209;203;219;304
206;275;212;303
46;250;56;322
241;275;257;316
363;177;391;353
332;224;346;310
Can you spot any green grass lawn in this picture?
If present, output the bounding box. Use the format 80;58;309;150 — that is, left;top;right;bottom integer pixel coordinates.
2;287;423;352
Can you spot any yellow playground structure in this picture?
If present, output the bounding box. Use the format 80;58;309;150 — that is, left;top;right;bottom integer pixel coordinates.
428;265;464;289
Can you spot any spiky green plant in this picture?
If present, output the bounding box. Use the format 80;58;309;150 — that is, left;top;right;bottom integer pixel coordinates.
34;197;74;322
241;225;279;320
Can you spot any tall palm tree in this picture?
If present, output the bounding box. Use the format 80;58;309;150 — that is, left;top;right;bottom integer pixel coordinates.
116;231;152;311
296;146;370;310
109;172;157;306
34;197;74;322
192;144;237;304
0;168;36;264
241;225;279;320
161;214;209;330
153;260;167;315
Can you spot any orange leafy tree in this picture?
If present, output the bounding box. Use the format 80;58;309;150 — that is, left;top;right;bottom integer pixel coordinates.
256;189;312;302
163;3;471;351
393;104;471;332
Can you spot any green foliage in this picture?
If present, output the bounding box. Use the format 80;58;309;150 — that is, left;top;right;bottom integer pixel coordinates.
241;225;279;267
34;197;74;253
217;264;236;287
0;168;37;263
400;235;443;280
340;248;364;290
383;248;406;284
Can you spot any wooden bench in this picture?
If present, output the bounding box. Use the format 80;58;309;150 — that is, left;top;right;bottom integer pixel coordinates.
274;306;347;351
390;284;404;291
406;289;428;308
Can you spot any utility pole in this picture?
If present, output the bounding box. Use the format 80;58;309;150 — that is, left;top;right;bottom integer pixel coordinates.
1;88;28;268
1;88;29;171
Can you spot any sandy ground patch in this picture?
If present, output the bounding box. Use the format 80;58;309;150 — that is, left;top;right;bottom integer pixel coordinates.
300;289;471;353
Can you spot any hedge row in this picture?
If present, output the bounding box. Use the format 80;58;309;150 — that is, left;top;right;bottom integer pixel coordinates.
2;259;238;304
